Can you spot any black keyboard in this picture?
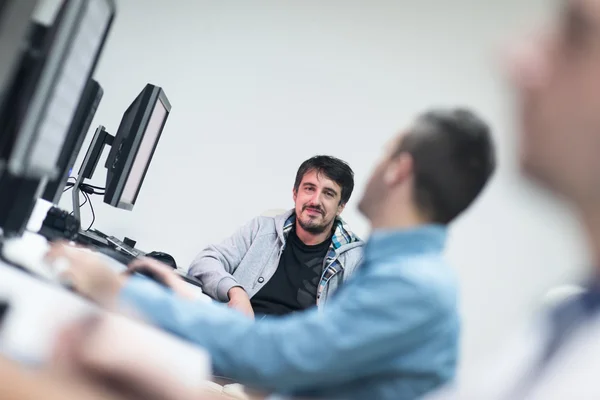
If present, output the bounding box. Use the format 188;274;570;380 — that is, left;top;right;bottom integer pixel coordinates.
77;229;109;247
106;236;144;258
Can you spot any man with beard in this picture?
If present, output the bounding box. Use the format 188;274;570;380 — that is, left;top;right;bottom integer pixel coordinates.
48;107;495;399
188;155;364;318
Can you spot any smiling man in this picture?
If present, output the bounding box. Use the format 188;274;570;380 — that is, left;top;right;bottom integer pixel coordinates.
188;155;364;318
48;107;496;399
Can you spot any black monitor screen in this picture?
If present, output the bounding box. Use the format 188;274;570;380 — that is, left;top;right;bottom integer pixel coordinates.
120;98;168;205
6;0;115;178
104;84;170;210
41;79;102;204
0;0;37;102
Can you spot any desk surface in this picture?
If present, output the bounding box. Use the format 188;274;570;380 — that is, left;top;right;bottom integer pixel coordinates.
0;260;211;387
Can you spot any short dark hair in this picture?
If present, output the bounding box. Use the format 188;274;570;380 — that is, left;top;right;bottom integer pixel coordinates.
294;155;355;205
396;108;495;224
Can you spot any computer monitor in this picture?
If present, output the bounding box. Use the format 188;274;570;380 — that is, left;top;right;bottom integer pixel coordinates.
0;0;115;237
0;1;39;171
72;84;171;221
0;0;38;100
41;78;103;205
105;84;171;210
2;0;115;179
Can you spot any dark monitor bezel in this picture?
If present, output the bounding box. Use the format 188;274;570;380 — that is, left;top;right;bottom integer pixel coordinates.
104;84;171;211
0;0;37;103
6;0;116;179
41;79;103;204
78;124;111;180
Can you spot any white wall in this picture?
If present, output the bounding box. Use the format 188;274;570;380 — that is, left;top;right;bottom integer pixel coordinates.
41;0;589;375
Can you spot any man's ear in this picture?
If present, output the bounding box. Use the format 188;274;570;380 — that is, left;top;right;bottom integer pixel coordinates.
292;188;297;203
384;153;413;187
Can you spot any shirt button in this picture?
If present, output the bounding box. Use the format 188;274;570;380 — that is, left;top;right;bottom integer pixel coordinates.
258;277;265;283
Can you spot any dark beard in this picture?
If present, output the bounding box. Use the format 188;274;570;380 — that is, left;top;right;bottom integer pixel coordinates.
297;216;329;234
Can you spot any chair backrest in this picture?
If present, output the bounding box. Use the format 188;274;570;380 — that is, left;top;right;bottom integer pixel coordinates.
260;208;287;217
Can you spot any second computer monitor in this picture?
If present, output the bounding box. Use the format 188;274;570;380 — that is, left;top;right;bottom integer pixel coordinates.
104;84;171;210
42;78;103;204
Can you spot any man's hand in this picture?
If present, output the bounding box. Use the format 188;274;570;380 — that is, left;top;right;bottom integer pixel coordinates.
126;258;200;300
126;258;180;287
227;287;254;319
46;242;124;309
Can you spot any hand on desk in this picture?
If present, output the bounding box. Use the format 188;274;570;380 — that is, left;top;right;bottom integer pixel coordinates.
46;242;126;308
125;257;199;300
45;242;197;308
38;244;253;399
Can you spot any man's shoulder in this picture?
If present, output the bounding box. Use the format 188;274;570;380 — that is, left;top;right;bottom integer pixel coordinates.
400;256;458;309
245;210;291;237
366;253;457;312
337;242;364;261
244;215;277;235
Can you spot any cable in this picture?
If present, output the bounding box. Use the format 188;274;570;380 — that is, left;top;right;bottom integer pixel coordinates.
82;183;105;191
63;181;74;192
81;186;105;196
63;182;105;195
62;178;77;192
84;191;96;231
80;183;105;195
69;191;88;215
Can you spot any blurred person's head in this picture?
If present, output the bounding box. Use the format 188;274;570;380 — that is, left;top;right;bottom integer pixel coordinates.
359;108;495;228
507;0;600;207
293;155;354;236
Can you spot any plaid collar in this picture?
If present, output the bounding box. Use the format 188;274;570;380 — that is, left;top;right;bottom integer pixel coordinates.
282;213;360;306
282;213;360;252
281;212;361;306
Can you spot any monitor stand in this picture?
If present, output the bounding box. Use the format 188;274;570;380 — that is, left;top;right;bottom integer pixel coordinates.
71;125;114;223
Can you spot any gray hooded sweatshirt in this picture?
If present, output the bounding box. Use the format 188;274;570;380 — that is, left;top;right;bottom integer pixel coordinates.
188;210;364;307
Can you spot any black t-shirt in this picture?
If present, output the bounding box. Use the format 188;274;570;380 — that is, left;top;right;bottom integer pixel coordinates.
251;228;330;316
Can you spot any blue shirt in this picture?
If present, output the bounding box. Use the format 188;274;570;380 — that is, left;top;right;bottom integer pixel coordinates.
120;225;459;399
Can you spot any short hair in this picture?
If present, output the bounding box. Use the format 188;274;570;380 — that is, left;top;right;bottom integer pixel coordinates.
396;108;496;224
294;155;355;205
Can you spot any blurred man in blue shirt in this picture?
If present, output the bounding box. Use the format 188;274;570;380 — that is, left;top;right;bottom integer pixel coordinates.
428;1;600;398
51;108;495;399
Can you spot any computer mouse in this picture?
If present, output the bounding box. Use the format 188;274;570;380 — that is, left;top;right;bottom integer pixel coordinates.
145;251;176;269
133;267;169;287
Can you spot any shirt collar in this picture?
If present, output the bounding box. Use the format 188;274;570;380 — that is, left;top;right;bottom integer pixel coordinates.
364;224;447;263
